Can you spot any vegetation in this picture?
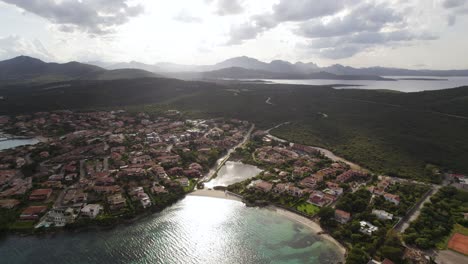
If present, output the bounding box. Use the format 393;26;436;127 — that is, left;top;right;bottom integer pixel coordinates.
2;79;468;181
373;183;431;216
403;186;468;249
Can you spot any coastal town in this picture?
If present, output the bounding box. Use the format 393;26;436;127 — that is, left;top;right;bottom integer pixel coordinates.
0;110;251;230
1;109;467;264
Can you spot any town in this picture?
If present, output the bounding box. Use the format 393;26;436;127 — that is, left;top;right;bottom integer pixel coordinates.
1;109;467;264
0;110;251;231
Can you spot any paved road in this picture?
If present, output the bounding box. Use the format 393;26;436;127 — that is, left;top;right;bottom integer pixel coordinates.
395;184;441;233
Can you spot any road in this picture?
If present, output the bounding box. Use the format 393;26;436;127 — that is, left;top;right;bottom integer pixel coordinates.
395;184;441;233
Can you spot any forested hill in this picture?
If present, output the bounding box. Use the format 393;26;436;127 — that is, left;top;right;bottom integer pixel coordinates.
1;78;468;181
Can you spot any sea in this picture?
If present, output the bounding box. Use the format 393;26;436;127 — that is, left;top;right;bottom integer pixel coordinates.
0;196;343;264
261;76;468;92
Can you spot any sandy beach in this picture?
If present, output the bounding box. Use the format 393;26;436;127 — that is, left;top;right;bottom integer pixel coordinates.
189;189;347;256
189;189;243;202
266;205;347;255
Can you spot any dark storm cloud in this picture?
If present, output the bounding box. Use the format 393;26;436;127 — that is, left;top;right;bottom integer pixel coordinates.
1;0;144;34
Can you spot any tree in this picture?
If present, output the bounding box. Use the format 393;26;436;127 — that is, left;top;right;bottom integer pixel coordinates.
346;247;368;264
318;207;335;227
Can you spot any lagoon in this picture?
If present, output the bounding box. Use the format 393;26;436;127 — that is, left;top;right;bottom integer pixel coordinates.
0;138;39;151
205;161;262;188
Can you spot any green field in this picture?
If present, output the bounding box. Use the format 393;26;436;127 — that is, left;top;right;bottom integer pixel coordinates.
296;203;320;216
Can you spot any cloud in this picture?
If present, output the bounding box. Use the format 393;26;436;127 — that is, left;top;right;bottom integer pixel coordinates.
304;31;437;59
443;0;467;9
173;10;202;23
271;0;346;22
226;0;347;45
442;0;468;25
0;0;144;35
0;35;54;61
296;3;403;38
206;0;244;16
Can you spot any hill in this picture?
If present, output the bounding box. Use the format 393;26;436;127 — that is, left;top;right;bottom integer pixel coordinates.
0;56;163;85
0;56;102;83
82;68;162;80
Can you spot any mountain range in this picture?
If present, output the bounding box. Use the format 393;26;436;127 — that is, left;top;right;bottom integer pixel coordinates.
2;55;468;86
95;56;468;77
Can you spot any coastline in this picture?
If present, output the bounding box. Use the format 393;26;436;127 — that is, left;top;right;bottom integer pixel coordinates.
266;205;347;256
189;189;242;202
189;189;347;257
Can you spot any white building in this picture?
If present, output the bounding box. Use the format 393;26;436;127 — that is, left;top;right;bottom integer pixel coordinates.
372;209;393;221
81;204;103;219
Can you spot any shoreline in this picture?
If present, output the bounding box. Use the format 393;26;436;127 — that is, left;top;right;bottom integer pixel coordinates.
266;205;347;256
189;189;347;257
189;189;242;202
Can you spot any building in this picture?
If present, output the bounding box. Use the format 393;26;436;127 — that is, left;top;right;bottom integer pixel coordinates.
383;193;400;205
20;206;48;220
360;221;379;235
107;193;126;210
372;209;393;221
249;180;273;192
29;189;53;201
81;204;103;218
335;209;351;224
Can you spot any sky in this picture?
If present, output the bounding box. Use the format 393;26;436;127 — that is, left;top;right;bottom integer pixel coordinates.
0;0;468;69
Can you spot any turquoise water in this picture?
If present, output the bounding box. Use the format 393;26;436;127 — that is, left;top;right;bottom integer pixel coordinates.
0;138;39;151
0;196;343;264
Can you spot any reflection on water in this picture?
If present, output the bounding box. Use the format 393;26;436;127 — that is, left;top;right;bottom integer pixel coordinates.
0;196;343;264
261;76;468;92
205;161;262;188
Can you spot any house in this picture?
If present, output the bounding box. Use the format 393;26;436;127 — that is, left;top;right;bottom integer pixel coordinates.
307;191;333;207
29;189;53;201
335;209;351;224
184;169;201;178
20;206;48;220
81;204;103;218
300;177;317;189
177;178;190;187
249;180;273;192
151;185;168;194
372;209;393;221
138;192;152;208
43;208;76;227
360;221;378;235
107;193;126;210
383;193;400;205
336;170;368;183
